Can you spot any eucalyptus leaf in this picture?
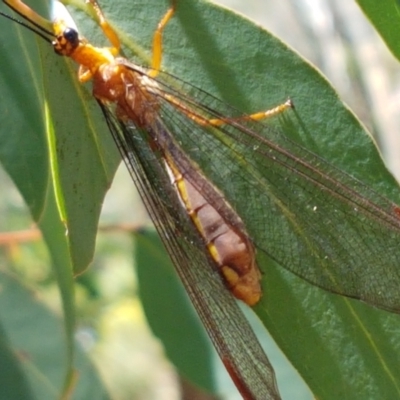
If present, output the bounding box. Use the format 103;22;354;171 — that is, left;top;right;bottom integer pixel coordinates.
356;0;400;62
1;0;400;399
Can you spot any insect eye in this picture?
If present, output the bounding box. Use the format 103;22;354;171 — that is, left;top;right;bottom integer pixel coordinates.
63;28;79;46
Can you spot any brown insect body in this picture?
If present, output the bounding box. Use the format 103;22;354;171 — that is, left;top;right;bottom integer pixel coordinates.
1;2;284;398
165;156;262;305
92;56;262;305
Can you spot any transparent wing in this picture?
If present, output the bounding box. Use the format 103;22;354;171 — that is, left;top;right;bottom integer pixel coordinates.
118;62;400;314
98;101;281;400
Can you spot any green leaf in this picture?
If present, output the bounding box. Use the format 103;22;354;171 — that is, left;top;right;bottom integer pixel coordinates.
356;0;400;62
0;270;109;400
0;0;49;220
0;1;75;393
1;0;400;399
0;323;34;400
0;0;118;394
42;47;120;274
0;0;120;276
135;230;217;394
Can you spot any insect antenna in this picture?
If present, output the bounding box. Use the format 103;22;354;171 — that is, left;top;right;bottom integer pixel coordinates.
0;4;54;43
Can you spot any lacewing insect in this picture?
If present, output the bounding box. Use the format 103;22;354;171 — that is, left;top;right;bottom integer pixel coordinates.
2;0;400;399
0;1;284;398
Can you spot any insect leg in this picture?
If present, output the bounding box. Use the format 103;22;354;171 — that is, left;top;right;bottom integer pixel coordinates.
208;99;293;126
86;0;120;54
149;1;176;77
163;92;293;127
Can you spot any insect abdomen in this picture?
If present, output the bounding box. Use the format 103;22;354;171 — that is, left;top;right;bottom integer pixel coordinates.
165;158;262;306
